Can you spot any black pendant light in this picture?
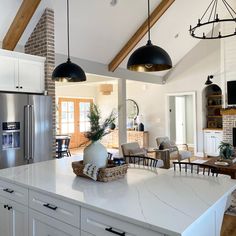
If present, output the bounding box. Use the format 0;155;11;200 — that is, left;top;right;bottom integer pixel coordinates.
127;0;172;72
205;75;214;85
52;0;86;82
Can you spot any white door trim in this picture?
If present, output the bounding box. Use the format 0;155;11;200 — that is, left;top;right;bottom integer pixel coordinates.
165;91;197;156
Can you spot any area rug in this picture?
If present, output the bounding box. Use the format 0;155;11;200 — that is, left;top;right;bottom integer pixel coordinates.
225;189;236;216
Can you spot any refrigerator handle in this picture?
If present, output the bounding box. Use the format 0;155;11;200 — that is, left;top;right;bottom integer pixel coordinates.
24;105;30;161
29;105;35;160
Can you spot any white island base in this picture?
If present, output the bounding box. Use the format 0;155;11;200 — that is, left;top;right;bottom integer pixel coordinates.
0;157;234;236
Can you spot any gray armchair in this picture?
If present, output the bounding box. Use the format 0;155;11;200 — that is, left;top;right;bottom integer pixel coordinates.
156;137;192;164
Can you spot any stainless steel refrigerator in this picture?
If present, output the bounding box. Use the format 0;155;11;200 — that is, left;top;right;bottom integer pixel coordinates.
0;93;53;169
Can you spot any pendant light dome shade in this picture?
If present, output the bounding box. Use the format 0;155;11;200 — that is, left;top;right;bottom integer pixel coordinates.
52;59;86;82
127;40;172;72
127;0;172;72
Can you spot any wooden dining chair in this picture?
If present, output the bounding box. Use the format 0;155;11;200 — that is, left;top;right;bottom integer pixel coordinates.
124;155;160;168
56;136;71;158
173;161;219;176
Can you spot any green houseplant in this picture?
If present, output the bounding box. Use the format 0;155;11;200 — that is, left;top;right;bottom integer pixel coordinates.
218;142;234;161
83;104;116;168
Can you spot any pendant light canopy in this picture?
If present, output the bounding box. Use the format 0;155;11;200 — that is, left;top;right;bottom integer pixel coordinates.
127;0;172;72
52;0;86;82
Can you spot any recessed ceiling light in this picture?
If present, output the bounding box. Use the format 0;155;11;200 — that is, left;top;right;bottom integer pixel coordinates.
110;0;117;6
174;33;179;39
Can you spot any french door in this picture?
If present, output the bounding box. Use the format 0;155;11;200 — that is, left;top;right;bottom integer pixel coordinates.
57;98;93;148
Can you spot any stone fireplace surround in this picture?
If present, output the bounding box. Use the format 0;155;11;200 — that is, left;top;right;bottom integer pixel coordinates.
221;108;236;144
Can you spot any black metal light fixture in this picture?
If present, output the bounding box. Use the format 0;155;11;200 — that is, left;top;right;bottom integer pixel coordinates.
190;0;236;39
52;0;86;82
127;0;172;72
205;75;214;85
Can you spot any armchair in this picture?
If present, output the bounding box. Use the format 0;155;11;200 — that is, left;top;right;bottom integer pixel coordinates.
156;137;192;163
121;142;164;168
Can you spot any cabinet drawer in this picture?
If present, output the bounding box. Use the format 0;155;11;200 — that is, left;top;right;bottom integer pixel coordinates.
0;180;28;205
81;208;163;236
29;209;80;236
29;190;80;228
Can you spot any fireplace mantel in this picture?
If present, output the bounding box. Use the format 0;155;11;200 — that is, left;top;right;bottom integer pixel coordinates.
221;108;236;115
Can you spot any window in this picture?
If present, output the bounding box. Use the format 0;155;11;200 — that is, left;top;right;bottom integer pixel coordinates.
80;102;91;132
60;101;75;134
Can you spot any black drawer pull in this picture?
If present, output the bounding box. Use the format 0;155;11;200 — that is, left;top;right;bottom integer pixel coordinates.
3;188;14;194
7;206;12;210
3;204;8;209
43;203;58;211
105;227;125;236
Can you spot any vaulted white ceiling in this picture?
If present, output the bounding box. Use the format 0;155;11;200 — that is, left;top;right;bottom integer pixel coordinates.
0;0;235;78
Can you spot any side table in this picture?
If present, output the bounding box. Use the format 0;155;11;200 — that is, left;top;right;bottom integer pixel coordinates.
148;149;170;169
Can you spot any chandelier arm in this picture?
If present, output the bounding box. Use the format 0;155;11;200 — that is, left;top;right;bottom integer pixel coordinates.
223;0;236;16
200;0;215;21
222;0;236;19
211;0;218;37
67;0;70;60
208;0;217;22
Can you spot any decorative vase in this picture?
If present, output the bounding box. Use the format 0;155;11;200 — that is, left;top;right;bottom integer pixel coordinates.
138;123;144;131
83;141;108;168
109;122;116;130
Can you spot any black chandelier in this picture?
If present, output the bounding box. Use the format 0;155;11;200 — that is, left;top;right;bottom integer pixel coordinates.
190;0;236;39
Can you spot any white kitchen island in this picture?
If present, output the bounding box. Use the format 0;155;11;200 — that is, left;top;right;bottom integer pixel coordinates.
0;157;235;236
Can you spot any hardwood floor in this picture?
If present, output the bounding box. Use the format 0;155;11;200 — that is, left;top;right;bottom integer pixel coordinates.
221;215;236;236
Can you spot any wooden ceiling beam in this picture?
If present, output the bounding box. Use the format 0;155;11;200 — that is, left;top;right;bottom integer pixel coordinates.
108;0;175;72
2;0;41;51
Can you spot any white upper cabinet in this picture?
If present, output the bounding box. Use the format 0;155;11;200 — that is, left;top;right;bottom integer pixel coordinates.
0;55;18;92
0;49;45;93
18;59;44;93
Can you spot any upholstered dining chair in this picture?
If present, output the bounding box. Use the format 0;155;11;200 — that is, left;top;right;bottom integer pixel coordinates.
121;142;164;168
156;137;192;163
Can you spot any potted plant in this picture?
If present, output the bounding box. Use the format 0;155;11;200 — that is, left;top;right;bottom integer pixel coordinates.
83;104;116;168
218;142;234;161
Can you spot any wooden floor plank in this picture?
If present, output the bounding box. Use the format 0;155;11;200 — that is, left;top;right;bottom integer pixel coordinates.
221;214;236;236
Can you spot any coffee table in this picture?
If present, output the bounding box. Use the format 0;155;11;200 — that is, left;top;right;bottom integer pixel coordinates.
204;158;236;179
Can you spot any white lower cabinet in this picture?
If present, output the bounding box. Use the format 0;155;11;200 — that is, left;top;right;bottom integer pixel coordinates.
204;130;223;157
0;195;28;236
29;209;80;236
81;208;163;236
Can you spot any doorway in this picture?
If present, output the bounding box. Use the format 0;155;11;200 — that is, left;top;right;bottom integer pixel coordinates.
166;92;197;154
57;97;93;148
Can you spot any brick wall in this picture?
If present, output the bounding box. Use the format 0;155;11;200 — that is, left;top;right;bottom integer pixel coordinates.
25;8;56;155
223;115;236;144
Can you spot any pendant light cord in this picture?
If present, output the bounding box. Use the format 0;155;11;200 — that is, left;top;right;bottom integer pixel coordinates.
147;0;151;44
67;0;70;60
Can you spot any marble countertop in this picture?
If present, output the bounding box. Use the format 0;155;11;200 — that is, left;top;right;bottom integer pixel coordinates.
0;157;235;235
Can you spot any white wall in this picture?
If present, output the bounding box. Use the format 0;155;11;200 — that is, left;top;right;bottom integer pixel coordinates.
56;84;97;101
96;84;118;123
127;82;165;147
185;95;194;145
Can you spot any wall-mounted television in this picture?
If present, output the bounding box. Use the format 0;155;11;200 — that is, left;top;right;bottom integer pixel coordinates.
227;80;236;105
